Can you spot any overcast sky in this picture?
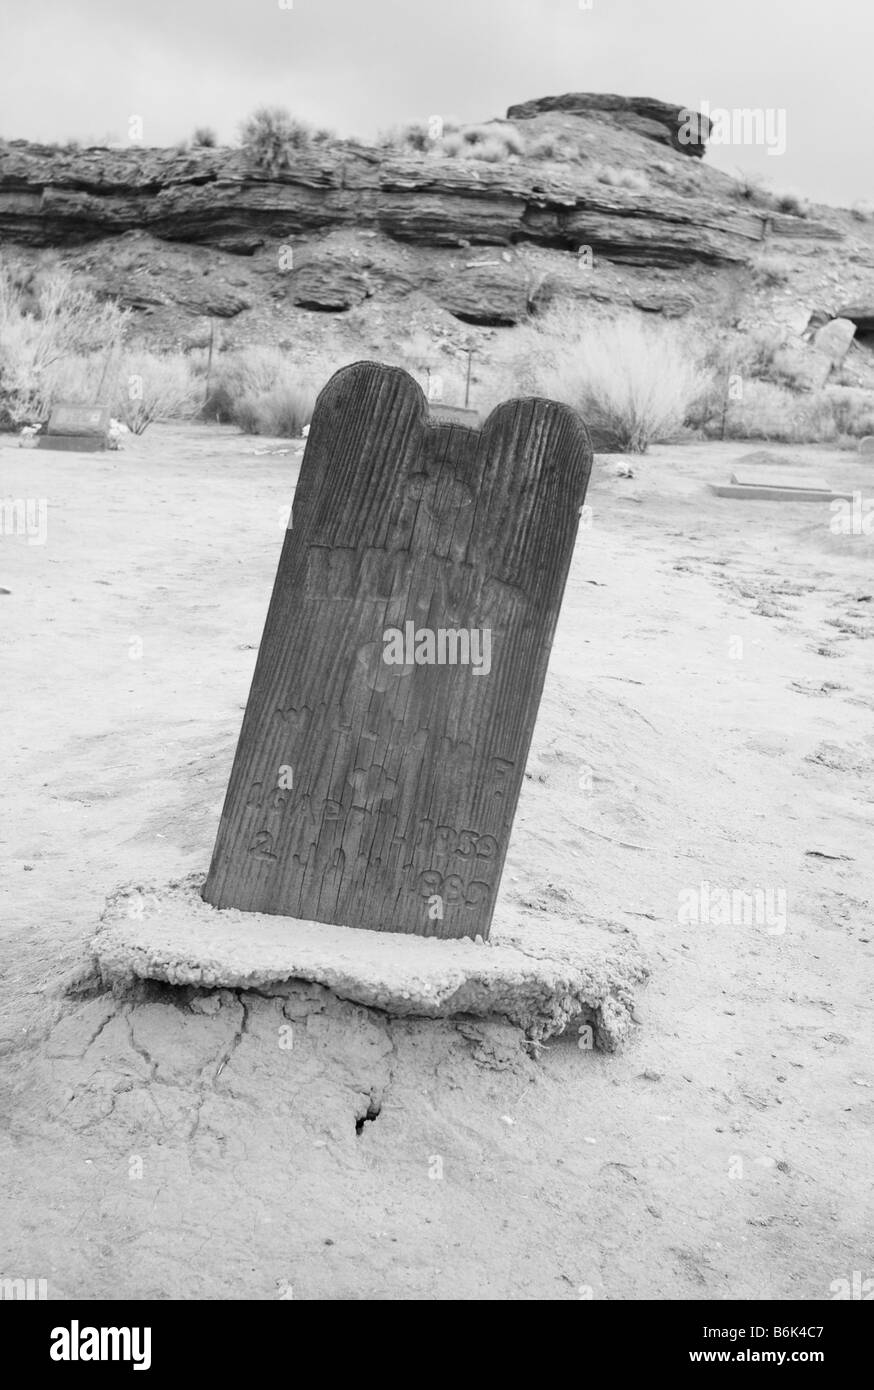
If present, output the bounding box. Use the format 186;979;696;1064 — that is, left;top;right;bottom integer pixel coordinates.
1;0;871;206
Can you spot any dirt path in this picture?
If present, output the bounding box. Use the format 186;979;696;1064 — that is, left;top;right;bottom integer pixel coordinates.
1;426;871;1299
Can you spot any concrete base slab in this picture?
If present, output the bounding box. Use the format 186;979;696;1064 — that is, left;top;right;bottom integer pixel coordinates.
710;483;852;502
37;434;108;452
92;874;649;1050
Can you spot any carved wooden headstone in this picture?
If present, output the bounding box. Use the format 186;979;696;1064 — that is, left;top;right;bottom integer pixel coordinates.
203;362;592;940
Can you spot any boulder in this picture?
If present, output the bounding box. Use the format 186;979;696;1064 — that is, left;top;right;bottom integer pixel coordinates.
813;317;856;365
837;304;874;333
506;93;711;156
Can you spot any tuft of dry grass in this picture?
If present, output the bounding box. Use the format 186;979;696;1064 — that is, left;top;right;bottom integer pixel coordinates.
592;164;650;193
751;252;794;287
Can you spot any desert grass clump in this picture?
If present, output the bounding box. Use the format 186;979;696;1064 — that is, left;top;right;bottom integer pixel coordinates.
592;164;650;193
514;307;712;452
475;137;509;164
234;382;316;437
192;126;218;148
528;133;568;162
240;106;314;172
752;252;793;287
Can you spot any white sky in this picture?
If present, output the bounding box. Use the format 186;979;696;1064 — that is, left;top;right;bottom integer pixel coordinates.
1;0;871;207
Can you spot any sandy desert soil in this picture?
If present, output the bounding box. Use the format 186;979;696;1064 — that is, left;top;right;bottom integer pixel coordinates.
0;424;872;1300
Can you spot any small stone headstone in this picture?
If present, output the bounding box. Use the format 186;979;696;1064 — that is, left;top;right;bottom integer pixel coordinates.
47;403;111;436
859;436;874;457
203;361;592;940
428;404;481;428
38;402;111;451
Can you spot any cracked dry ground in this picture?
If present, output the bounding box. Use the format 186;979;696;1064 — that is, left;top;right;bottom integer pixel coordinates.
1;426;872;1299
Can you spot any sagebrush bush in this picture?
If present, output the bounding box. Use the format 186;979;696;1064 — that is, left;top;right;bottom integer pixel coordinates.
773;188;808;217
203;347;319;436
512;307;712;451
731;171;766;203
234;383;316;437
192;126;217;148
240;107;314;171
402;123;430;152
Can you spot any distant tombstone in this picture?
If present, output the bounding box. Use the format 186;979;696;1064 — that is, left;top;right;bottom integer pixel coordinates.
428;404;481;428
202;362;592;940
38;402;111;451
859;436;874;457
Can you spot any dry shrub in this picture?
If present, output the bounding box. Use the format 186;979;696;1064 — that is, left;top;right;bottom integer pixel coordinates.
240;107;315;171
440;133;464;158
593;165;650;193
475;137;509;164
204;346;320;436
513;307;711;451
689;378;874;444
114;351;200;434
234;383;316;437
752;253;793;287
773;188;808;217
0;262;128;426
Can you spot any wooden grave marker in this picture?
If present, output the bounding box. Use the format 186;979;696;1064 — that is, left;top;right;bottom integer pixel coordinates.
202;362;592;939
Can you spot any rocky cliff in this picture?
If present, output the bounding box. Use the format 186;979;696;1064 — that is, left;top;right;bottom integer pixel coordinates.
0;93;863;342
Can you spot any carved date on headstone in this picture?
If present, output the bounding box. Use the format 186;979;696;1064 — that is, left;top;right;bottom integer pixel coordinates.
202;362;592;939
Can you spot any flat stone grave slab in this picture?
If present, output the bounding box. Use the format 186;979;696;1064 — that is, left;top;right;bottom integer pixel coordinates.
711;481;852;502
730;468;833;491
92;875;649;1049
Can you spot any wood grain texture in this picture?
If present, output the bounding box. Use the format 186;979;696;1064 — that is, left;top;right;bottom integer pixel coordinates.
202;361;592;939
